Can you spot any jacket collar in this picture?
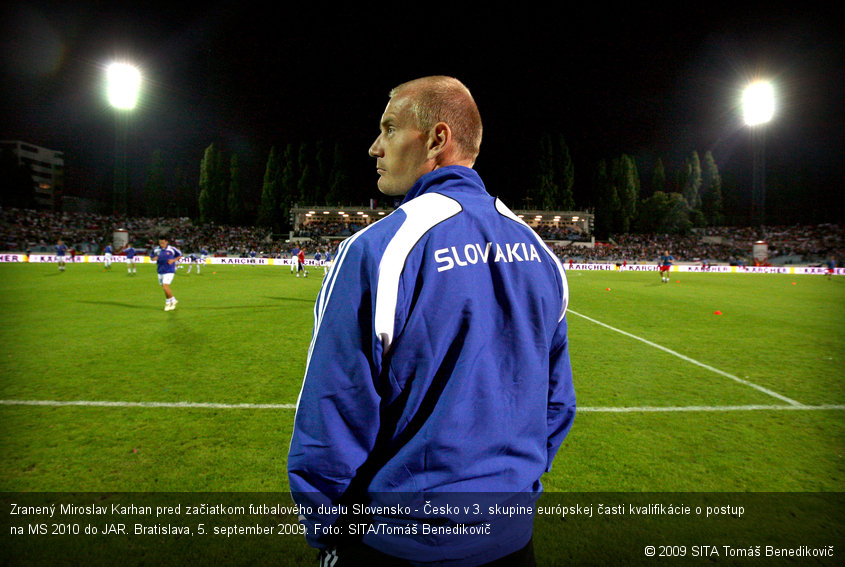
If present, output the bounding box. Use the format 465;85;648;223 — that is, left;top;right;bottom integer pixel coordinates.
400;166;484;205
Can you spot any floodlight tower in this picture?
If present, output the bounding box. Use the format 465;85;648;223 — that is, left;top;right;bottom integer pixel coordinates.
742;80;774;239
106;62;141;217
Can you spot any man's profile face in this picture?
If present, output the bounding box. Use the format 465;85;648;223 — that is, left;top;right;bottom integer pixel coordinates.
368;94;432;197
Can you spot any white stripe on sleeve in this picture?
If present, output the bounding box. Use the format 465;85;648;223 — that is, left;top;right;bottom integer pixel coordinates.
374;193;462;353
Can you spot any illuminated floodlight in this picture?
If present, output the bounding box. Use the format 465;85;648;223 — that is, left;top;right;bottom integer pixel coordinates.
742;81;775;126
107;63;141;110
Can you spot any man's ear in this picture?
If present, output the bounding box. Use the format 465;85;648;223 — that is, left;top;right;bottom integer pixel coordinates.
426;122;452;161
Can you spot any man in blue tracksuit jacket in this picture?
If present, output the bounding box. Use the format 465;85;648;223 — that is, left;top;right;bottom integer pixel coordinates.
288;76;575;566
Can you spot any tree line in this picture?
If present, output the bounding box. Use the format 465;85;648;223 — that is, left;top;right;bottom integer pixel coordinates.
592;149;724;239
142;136;724;238
139;139;724;238
47;130;833;236
138;140;354;235
523;134;724;238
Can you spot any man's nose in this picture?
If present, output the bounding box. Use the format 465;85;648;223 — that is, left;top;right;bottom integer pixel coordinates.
368;136;383;158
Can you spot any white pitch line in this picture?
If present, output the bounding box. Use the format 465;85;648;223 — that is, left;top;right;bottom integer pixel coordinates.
567;309;807;407
1;399;843;413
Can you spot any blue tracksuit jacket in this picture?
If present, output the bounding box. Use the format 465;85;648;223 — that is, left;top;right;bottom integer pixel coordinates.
288;165;575;565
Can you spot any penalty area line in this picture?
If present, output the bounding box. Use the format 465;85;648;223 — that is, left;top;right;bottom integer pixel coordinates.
567;309;806;407
1;399;843;413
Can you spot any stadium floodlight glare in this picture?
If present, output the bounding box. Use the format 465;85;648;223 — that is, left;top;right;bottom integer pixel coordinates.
107;61;141;216
107;63;141;110
742;79;775;240
742;81;775;127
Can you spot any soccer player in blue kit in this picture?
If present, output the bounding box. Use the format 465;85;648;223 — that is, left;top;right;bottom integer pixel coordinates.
198;247;209;274
55;239;68;272
103;244;113;270
123;243;137;275
150;235;181;311
288;77;575;566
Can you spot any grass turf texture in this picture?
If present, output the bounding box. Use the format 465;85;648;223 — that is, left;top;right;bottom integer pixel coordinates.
1;263;843;565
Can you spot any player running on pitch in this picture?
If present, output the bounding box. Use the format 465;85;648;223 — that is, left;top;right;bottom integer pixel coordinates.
103;243;113;270
659;250;674;283
150;235;181;311
56;239;68;272
296;248;308;278
185;253;199;274
198;247;208;274
123;243;137;275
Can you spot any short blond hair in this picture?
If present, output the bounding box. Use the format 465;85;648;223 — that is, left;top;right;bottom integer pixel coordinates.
390;76;483;163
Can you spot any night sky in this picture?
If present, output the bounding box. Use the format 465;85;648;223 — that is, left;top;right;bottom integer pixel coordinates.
1;2;843;215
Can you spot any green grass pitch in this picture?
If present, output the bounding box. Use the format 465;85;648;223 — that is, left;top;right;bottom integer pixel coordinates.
1;262;843;564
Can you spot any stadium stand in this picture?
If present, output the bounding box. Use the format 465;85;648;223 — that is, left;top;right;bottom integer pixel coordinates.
1;207;841;265
0;208;273;257
551;225;843;266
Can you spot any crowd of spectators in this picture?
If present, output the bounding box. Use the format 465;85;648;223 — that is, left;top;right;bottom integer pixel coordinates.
1;207;840;265
535;226;585;241
293;220;366;239
0;207;274;257
297;218;585;243
552;224;843;265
